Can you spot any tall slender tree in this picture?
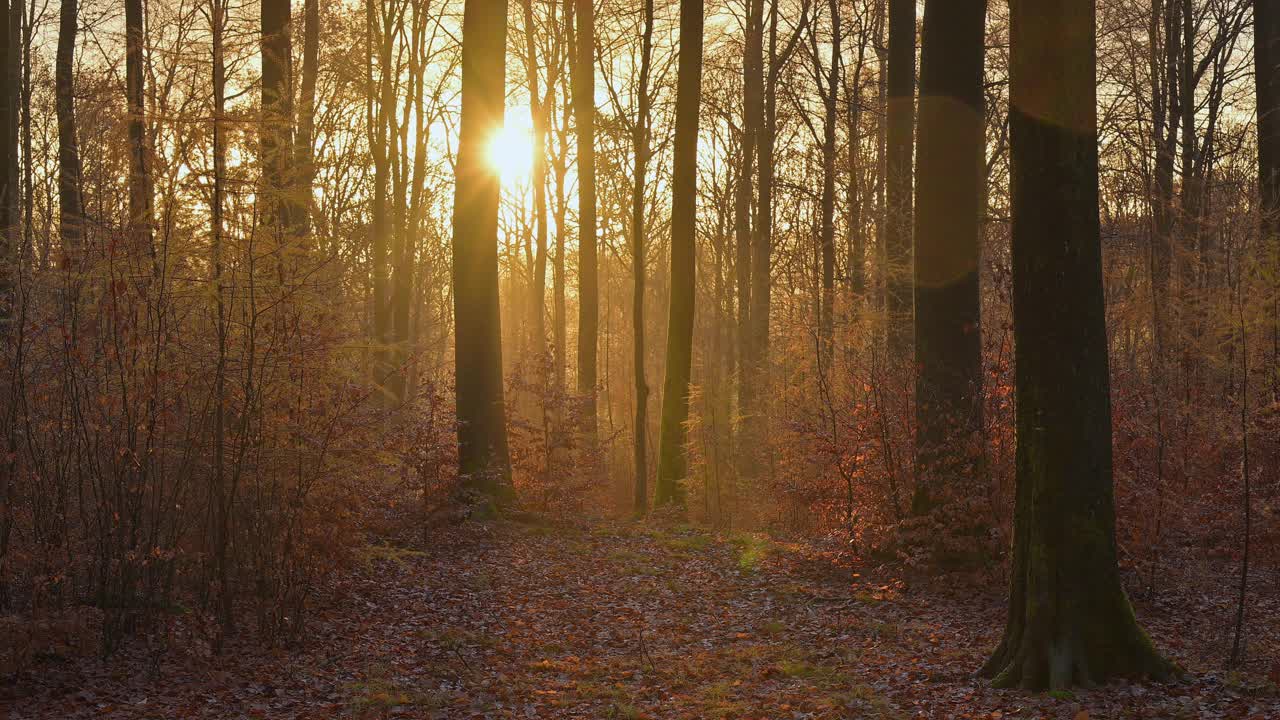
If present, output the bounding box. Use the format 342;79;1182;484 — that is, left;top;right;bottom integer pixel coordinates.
736;0;763;407
844;11;869;300
1257;0;1280;398
0;0;16;311
552;0;573;396
208;0;234;636
744;0;808;478
810;0;840;358
573;0;598;434
631;0;654;515
884;0;915;355
452;0;512;495
981;0;1175;688
261;0;294;247
910;0;985;513
520;0;549;351
125;0;154;264
295;0;319;239
654;0;705;507
55;0;83;263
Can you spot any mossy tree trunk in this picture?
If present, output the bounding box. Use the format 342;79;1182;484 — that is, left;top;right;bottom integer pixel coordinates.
982;0;1176;690
452;0;512;498
910;0;985;513
654;0;704;508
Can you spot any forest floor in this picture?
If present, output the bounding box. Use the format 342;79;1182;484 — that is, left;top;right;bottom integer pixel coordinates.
4;516;1279;719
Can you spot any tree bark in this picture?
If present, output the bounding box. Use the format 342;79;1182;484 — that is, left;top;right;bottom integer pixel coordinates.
631;0;653;515
573;0;598;434
0;0;17;310
126;0;154;265
452;0;513;496
885;0;915;356
654;0;704;507
815;0;840;359
910;0;985;514
367;0;392;383
845;17;868;300
209;0;232;636
981;0;1176;689
1257;0;1280;399
295;0;319;240
736;0;763;416
55;0;83;264
521;0;550;355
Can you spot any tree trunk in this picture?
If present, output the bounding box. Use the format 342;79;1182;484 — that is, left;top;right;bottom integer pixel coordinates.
126;0;154;265
910;0;985;514
1257;0;1280;399
550;0;572;398
295;0;318;240
21;0;33;268
367;0;391;383
452;0;513;496
736;0;763;415
0;0;17;309
632;0;653;516
885;0;915;356
209;0;231;637
573;0;598;434
981;0;1176;689
816;0;840;359
55;0;83;263
874;0;886;311
745;0;807;480
1150;0;1179;372
654;0;704;507
845;20;867;300
521;0;549;355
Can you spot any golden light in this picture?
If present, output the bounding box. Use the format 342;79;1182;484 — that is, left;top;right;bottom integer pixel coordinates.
486;123;534;182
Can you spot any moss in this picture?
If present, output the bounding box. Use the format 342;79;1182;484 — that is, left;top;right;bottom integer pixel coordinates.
729;533;772;572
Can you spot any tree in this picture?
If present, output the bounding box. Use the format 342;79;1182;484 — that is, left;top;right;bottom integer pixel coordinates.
208;0;232;639
910;0;985;513
55;0;83;262
631;0;654;515
295;0;319;239
743;0;808;478
452;0;513;495
520;0;550;353
1258;0;1280;396
736;0;763;413
844;8;870;300
0;0;17;311
126;0;154;264
654;0;705;507
808;0;840;358
574;0;598;434
981;0;1176;689
884;0;915;355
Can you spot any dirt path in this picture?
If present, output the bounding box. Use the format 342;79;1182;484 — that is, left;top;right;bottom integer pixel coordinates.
4;520;1277;719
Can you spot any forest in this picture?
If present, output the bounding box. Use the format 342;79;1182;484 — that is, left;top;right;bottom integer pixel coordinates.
0;0;1277;716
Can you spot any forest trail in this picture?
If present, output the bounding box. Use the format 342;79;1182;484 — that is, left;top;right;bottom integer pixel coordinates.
6;519;1278;719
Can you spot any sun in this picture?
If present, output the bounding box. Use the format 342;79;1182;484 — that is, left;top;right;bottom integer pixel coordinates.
486;123;534;182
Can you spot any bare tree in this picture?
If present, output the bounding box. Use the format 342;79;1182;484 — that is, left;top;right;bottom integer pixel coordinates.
655;0;706;506
452;0;513;496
